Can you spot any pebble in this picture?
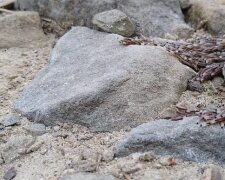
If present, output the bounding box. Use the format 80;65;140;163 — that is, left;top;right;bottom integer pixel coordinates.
3;167;17;180
25;123;46;136
187;80;204;92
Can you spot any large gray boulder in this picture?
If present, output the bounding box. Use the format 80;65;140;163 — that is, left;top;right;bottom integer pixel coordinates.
15;27;194;132
116;117;225;164
16;0;192;38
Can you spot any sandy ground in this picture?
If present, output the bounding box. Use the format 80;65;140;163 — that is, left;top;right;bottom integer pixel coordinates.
0;12;225;180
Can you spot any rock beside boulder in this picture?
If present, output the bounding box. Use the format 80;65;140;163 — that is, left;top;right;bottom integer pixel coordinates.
187;0;225;35
0;113;21;127
92;9;135;37
116;117;225;164
15;27;194;132
0;11;46;48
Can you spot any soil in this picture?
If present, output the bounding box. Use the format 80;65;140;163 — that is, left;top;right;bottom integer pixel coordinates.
0;13;225;180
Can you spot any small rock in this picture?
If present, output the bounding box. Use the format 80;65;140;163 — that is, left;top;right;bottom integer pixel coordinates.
0;113;21;127
4;167;17;180
26;123;46;136
139;152;156;162
0;135;35;163
79;148;100;162
159;107;177;119
60;172;116;180
92;9;135;37
187;80;204;92
171;24;194;39
102;149;114;162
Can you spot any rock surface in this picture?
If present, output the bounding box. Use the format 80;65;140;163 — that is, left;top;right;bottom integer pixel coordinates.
14;27;194;132
0;11;46;48
187;0;225;35
0;135;35;163
60;173;116;180
16;0;190;38
116;117;225;164
0;113;21;127
92;9;135;37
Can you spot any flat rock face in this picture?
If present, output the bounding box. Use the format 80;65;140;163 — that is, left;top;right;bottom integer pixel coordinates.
116;117;225;164
0;11;46;48
15;27;194;132
92;9;135;37
187;0;225;35
16;0;190;38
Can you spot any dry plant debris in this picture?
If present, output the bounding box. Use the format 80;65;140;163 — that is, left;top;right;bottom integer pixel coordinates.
120;37;225;125
120;37;225;83
171;106;225;126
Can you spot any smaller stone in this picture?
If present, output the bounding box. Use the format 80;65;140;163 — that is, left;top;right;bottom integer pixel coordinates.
139;152;155;162
0;113;21;127
4;167;17;180
92;9;135;37
102;149;114;162
171;24;194;39
187;80;204;92
53;125;60;132
26;123;46;136
1;135;35;163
